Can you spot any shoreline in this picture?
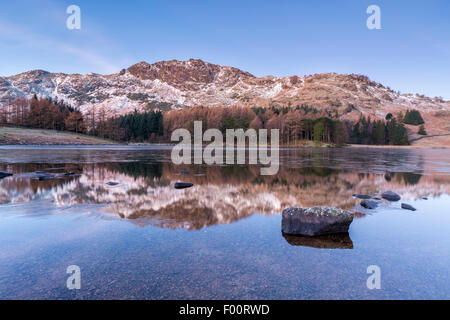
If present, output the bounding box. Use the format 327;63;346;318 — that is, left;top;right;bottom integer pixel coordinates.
0;143;449;149
345;144;450;149
1;127;448;149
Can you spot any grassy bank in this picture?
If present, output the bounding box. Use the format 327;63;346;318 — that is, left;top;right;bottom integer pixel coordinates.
0;127;119;145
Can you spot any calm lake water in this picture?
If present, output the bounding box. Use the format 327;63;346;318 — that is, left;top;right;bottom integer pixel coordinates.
0;146;449;299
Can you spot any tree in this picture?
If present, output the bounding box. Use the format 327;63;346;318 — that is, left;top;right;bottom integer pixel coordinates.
313;118;333;143
249;116;263;130
351;121;361;144
403;109;425;125
333;120;347;145
387;118;409;145
418;125;427;135
375;120;386;144
285;111;301;144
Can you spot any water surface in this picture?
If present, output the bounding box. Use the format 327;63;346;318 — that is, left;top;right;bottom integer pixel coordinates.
0;146;449;299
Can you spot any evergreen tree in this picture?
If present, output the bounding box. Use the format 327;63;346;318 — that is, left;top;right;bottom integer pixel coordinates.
418;124;427;135
375;120;386;144
403;109;425;125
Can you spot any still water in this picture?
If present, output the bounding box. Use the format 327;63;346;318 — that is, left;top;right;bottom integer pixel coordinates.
0;146;449;299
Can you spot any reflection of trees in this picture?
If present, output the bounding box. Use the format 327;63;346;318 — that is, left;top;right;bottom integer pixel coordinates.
399;172;422;185
385;172;423;185
0;158;448;229
106;162;163;180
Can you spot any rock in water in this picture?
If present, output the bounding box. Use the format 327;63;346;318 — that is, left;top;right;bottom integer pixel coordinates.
174;182;194;189
401;203;417;211
33;172;55;181
0;171;13;178
353;194;373;199
38;175;55;181
381;191;401;201
360;200;379;209
282;207;354;236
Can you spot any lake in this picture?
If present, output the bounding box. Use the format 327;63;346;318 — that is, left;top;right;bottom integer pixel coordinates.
0;146;449;299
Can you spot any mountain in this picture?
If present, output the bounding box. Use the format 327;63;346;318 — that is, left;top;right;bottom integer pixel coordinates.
1;58;449;135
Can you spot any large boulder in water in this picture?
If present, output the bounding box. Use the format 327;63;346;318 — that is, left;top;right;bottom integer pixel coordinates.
0;171;13;179
282;206;354;236
381;191;401;201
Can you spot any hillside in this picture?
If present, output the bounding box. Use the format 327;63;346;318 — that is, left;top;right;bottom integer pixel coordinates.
0;127;117;145
1;59;449;138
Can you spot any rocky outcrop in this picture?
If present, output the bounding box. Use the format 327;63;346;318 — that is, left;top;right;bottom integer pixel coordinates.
127;59;255;89
281;207;354;236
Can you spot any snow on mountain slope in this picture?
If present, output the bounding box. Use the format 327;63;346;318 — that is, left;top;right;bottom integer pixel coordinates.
1;59;449;132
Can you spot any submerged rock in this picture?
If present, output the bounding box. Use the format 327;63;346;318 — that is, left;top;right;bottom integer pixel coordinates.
353;194;373;200
401;203;417;211
174;182;194;189
381;191;401;202
32;172;56;181
282;232;353;249
38;175;55;181
360;200;379;209
62;172;81;178
281;206;354;236
0;171;13;178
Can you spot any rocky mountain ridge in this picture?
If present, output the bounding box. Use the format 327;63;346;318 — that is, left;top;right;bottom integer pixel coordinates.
1;59;449;134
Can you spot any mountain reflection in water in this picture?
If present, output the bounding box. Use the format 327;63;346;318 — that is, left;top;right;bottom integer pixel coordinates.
0;147;449;231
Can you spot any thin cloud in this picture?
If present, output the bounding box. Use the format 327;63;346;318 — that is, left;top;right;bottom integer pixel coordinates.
0;19;119;74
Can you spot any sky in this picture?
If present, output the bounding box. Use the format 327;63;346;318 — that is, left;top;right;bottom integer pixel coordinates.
0;0;449;99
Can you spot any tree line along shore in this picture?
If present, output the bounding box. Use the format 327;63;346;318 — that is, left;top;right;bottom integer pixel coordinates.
0;95;431;146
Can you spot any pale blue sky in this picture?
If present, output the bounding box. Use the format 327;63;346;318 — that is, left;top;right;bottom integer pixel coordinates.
0;0;449;99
